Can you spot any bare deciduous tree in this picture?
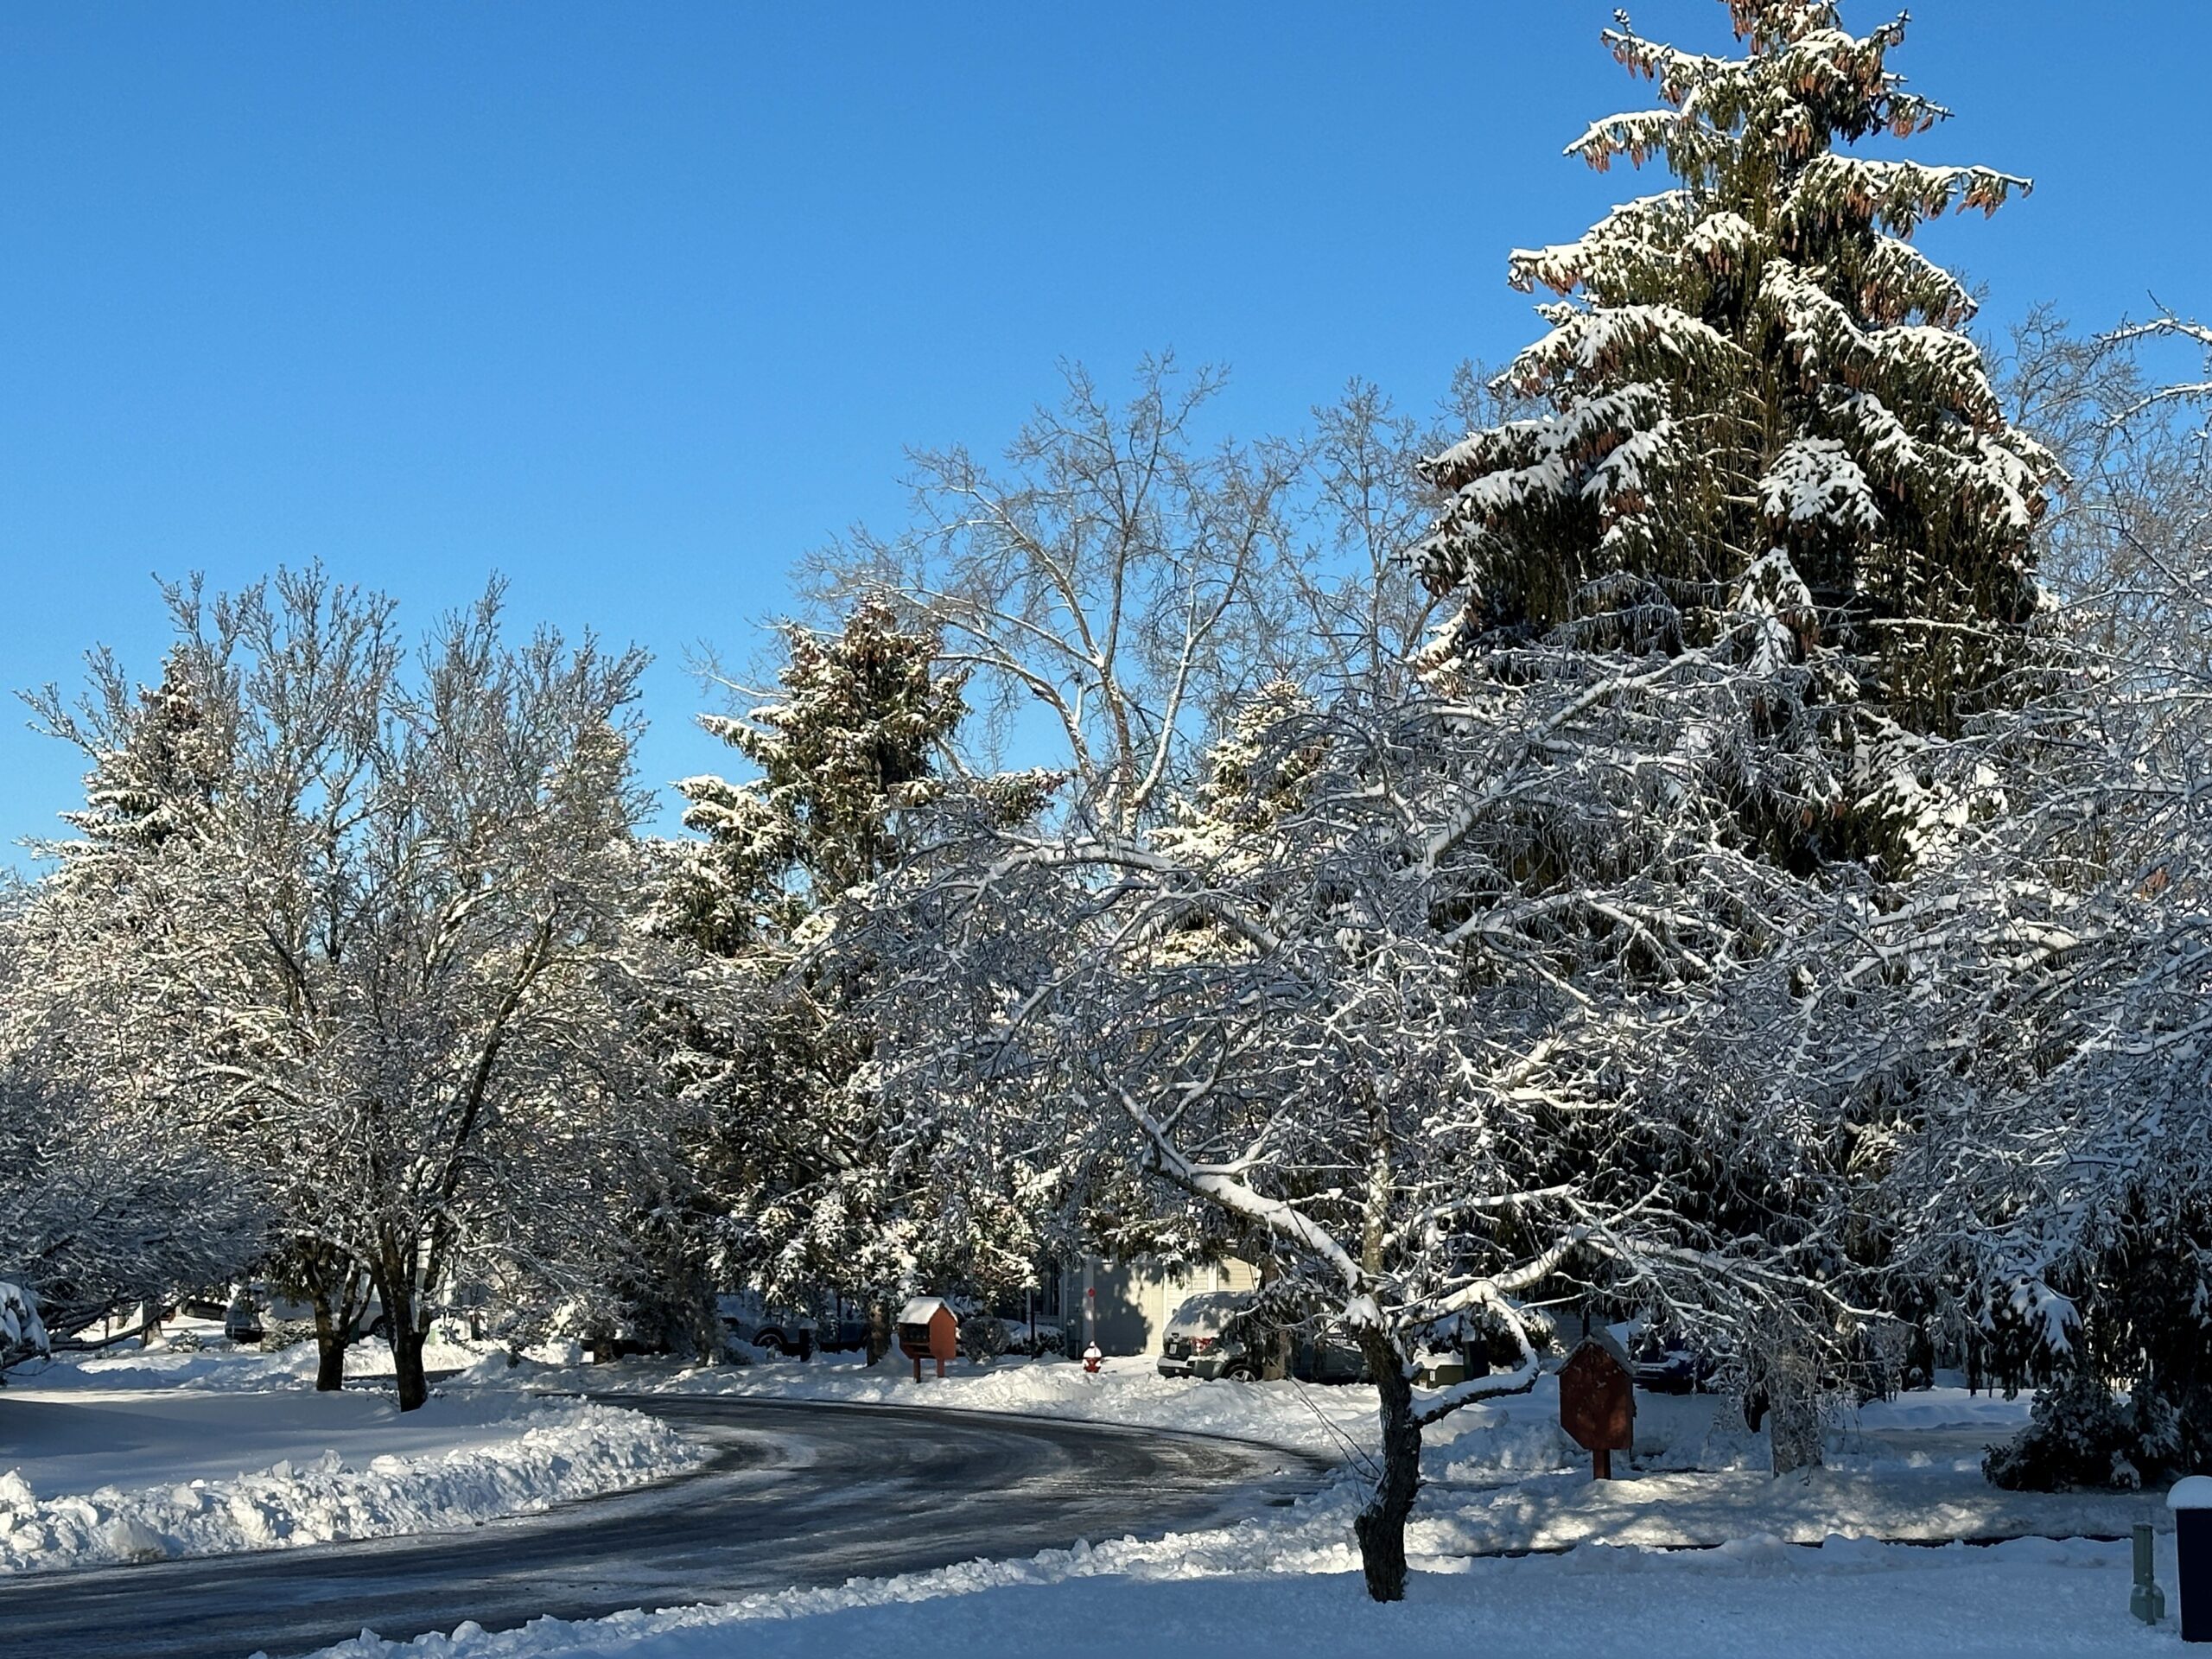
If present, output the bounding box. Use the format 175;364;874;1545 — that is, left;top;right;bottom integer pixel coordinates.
801;356;1304;836
27;569;660;1409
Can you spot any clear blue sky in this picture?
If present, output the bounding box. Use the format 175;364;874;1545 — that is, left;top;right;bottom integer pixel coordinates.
3;3;2199;858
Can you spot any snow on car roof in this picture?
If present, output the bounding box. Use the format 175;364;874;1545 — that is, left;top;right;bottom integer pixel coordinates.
1163;1290;1251;1337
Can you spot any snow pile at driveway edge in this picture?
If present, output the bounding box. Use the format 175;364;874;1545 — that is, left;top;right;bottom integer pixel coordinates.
0;1400;702;1576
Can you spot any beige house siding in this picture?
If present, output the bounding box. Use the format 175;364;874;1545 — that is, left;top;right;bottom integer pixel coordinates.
1068;1255;1261;1357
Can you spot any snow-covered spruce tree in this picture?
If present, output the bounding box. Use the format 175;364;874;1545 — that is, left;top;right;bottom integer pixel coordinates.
1411;0;2062;1466
665;597;968;952
1419;1;2052;750
47;645;231;890
660;599;1053;1351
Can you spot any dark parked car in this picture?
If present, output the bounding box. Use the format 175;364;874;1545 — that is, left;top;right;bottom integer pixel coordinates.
813;1304;873;1352
716;1292;817;1357
223;1291;265;1345
1630;1329;1719;1394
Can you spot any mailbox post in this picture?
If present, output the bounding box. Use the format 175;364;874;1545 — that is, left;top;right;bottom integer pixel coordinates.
2174;1475;2212;1643
2133;1522;2167;1627
896;1297;959;1382
1558;1331;1636;1480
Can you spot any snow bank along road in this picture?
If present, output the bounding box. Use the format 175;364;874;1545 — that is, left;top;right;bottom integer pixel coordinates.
1;1394;1324;1659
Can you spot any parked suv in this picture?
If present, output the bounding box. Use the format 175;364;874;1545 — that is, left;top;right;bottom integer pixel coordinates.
1157;1291;1260;1380
1158;1292;1370;1383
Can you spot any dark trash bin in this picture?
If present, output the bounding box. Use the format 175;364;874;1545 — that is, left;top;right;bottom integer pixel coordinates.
2175;1476;2212;1643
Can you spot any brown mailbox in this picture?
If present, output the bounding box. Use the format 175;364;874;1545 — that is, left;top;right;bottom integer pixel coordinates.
1558;1331;1636;1479
897;1297;959;1381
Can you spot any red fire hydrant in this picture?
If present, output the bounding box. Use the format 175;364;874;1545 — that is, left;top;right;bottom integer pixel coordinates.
1082;1342;1103;1374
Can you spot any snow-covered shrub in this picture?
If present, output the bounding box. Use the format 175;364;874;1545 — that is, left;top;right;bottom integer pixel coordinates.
1985;1376;2183;1491
265;1318;318;1351
0;1281;48;1371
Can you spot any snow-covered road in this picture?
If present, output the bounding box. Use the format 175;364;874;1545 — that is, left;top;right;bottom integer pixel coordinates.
0;1395;1320;1659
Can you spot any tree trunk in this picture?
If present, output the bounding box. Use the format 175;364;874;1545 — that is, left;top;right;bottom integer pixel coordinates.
379;1273;429;1412
1353;1332;1421;1602
1764;1340;1824;1477
1255;1257;1290;1381
311;1292;346;1392
391;1316;429;1412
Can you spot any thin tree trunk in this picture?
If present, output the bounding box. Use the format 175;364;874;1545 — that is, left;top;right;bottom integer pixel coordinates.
311;1292;346;1392
380;1274;429;1412
1353;1331;1421;1602
391;1317;429;1412
1255;1256;1290;1381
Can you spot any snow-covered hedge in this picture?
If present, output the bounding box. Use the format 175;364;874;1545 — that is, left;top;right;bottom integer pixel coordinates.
0;1281;48;1372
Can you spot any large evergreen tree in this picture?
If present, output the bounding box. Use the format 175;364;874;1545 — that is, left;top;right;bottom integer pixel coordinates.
664;597;968;956
1403;0;2068;1471
663;599;1050;1340
1416;1;2055;750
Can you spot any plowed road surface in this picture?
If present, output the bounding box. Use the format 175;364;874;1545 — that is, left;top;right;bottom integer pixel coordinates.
3;1394;1323;1659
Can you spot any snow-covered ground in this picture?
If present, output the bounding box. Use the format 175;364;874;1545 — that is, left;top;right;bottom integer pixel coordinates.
0;1335;703;1575
309;1481;2186;1659
471;1349;2171;1546
287;1350;2196;1659
311;1536;2184;1659
10;1324;498;1395
14;1335;2195;1653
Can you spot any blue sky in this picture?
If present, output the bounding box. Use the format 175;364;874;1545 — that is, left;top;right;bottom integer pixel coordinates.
2;3;2200;858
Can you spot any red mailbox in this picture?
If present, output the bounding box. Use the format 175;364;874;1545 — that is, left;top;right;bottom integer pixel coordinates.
897;1297;959;1381
1558;1331;1636;1479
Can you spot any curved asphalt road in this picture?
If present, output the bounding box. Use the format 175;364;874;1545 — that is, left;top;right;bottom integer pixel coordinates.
1;1395;1326;1659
